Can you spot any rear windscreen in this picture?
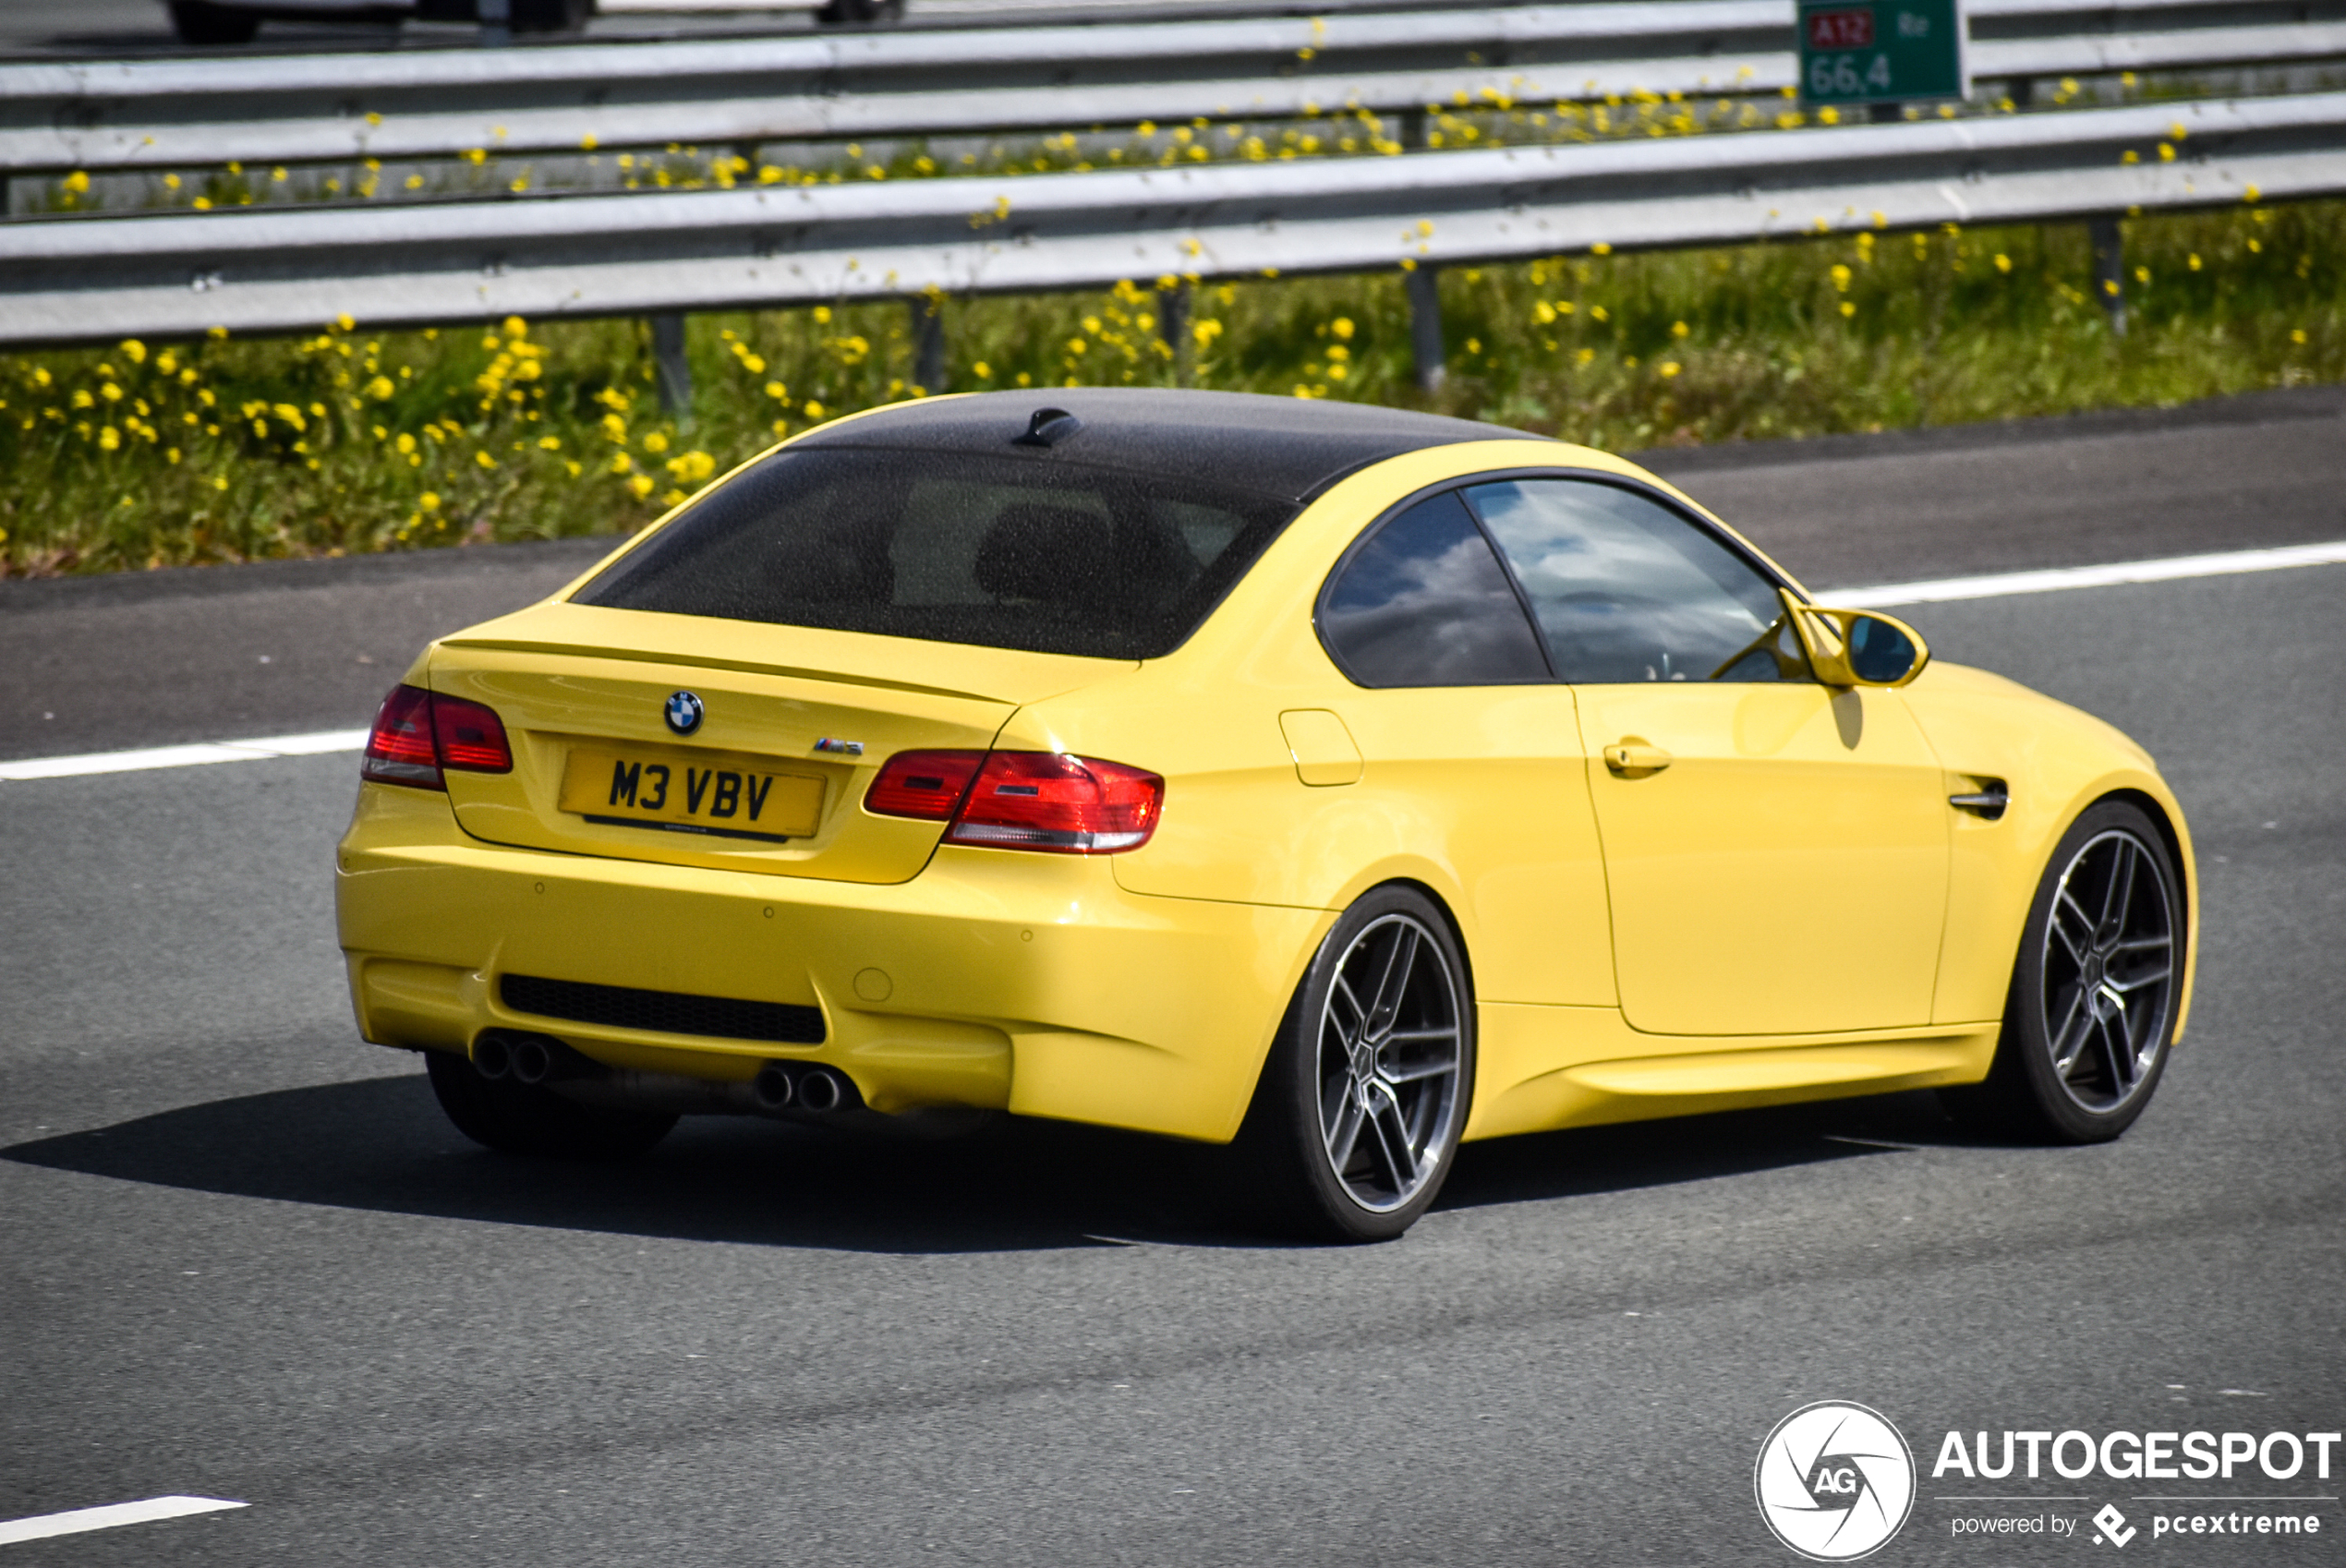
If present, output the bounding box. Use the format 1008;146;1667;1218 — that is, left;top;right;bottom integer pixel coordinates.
574;446;1301;660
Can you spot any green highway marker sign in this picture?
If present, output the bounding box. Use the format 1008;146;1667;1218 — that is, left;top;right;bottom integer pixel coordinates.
1798;0;1969;108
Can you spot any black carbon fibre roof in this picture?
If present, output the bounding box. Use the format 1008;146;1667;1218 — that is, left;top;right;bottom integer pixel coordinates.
792;388;1538;503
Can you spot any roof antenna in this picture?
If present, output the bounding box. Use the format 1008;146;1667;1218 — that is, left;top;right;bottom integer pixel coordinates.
1014;407;1084;447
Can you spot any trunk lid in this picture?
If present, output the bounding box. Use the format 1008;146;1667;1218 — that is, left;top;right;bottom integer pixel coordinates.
428;600;1131;884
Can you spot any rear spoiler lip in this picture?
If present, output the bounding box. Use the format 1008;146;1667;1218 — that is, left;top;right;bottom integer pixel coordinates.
430;633;1138;709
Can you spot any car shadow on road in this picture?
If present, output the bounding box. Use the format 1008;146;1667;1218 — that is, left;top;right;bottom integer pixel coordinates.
1;1067;1956;1254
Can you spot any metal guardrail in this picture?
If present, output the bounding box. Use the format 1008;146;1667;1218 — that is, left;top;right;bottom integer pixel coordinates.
3;0;2341;175
4;90;2340;348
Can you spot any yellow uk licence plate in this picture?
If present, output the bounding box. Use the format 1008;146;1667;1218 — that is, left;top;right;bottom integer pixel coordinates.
559;744;826;843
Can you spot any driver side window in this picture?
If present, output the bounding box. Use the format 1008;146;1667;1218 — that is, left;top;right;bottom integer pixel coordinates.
1462;477;1808;684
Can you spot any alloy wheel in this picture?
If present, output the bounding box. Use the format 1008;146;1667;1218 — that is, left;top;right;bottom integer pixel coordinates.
2038;828;2178;1115
1314;912;1465;1213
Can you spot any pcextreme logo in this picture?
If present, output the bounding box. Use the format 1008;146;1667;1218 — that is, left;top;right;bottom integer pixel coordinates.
1756;1401;1918;1561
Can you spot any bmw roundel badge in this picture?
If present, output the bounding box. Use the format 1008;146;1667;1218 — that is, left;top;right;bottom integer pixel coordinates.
664;691;705;735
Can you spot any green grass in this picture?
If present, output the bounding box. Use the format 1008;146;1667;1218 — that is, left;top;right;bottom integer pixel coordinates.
2;198;2336;577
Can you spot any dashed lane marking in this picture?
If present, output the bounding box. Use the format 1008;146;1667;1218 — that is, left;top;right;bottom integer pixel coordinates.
1826;539;2346;609
0;1497;248;1547
0;728;367;783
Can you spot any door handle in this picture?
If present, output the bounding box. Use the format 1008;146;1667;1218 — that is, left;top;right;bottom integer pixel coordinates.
1603;740;1673;777
1948;781;2010;820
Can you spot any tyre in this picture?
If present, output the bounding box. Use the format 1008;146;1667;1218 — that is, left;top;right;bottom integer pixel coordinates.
425;1049;676;1159
1238;887;1475;1241
169;2;262;43
1951;800;2184;1142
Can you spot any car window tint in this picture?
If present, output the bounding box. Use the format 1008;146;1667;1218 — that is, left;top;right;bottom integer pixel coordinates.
574;447;1297;659
1463;478;1808;684
1318;490;1552;687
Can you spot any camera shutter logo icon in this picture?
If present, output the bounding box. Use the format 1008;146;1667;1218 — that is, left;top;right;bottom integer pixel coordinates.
1755;1401;1917;1561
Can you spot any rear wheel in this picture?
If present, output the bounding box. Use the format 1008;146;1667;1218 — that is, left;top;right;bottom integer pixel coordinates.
1951;800;2183;1141
426;1049;676;1159
169;2;261;43
1238;887;1474;1242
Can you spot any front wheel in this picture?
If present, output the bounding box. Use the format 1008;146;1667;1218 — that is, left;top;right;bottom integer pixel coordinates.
1238;887;1475;1242
1952;800;2184;1141
425;1049;676;1159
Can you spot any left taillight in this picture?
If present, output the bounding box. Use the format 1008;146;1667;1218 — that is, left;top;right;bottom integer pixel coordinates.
362;683;512;790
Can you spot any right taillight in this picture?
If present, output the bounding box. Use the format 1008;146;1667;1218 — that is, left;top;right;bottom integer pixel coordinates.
865;748;1163;854
362;684;513;790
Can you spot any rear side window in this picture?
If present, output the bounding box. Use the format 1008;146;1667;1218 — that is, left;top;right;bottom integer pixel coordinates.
576;447;1298;660
1463;478;1807;683
1317;491;1552;687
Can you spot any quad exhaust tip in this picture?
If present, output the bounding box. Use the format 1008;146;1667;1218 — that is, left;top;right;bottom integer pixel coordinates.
509;1036;554;1085
470;1029;563;1085
752;1062;794;1110
796;1066;845;1114
474;1031;858;1117
471;1031;514;1080
755;1061;853;1115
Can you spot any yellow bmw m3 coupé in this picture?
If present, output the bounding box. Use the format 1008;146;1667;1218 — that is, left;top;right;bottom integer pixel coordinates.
336;389;2195;1240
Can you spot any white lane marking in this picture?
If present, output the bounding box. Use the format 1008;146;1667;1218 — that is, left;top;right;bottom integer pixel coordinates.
0;729;368;783
0;1497;248;1546
1825;539;2346;608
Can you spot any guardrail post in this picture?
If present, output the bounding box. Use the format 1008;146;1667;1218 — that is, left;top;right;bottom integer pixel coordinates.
1396;104;1447;393
1405;265;1445;392
650;312;694;418
1156;280;1191;384
2088;215;2127;337
908;296;946;394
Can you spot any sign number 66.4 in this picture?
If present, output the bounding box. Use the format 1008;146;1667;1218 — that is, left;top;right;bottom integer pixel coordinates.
1810;52;1895;95
1796;0;1967;106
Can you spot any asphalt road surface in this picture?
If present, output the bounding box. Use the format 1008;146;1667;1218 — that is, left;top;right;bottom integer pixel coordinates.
3;394;2343;1564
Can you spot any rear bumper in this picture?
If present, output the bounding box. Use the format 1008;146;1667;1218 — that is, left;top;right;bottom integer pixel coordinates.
335;782;1327;1142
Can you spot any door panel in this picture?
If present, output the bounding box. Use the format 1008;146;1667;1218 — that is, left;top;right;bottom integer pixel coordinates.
1576;683;1950;1036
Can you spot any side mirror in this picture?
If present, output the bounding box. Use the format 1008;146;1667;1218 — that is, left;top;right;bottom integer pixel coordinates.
1782;591;1930;688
